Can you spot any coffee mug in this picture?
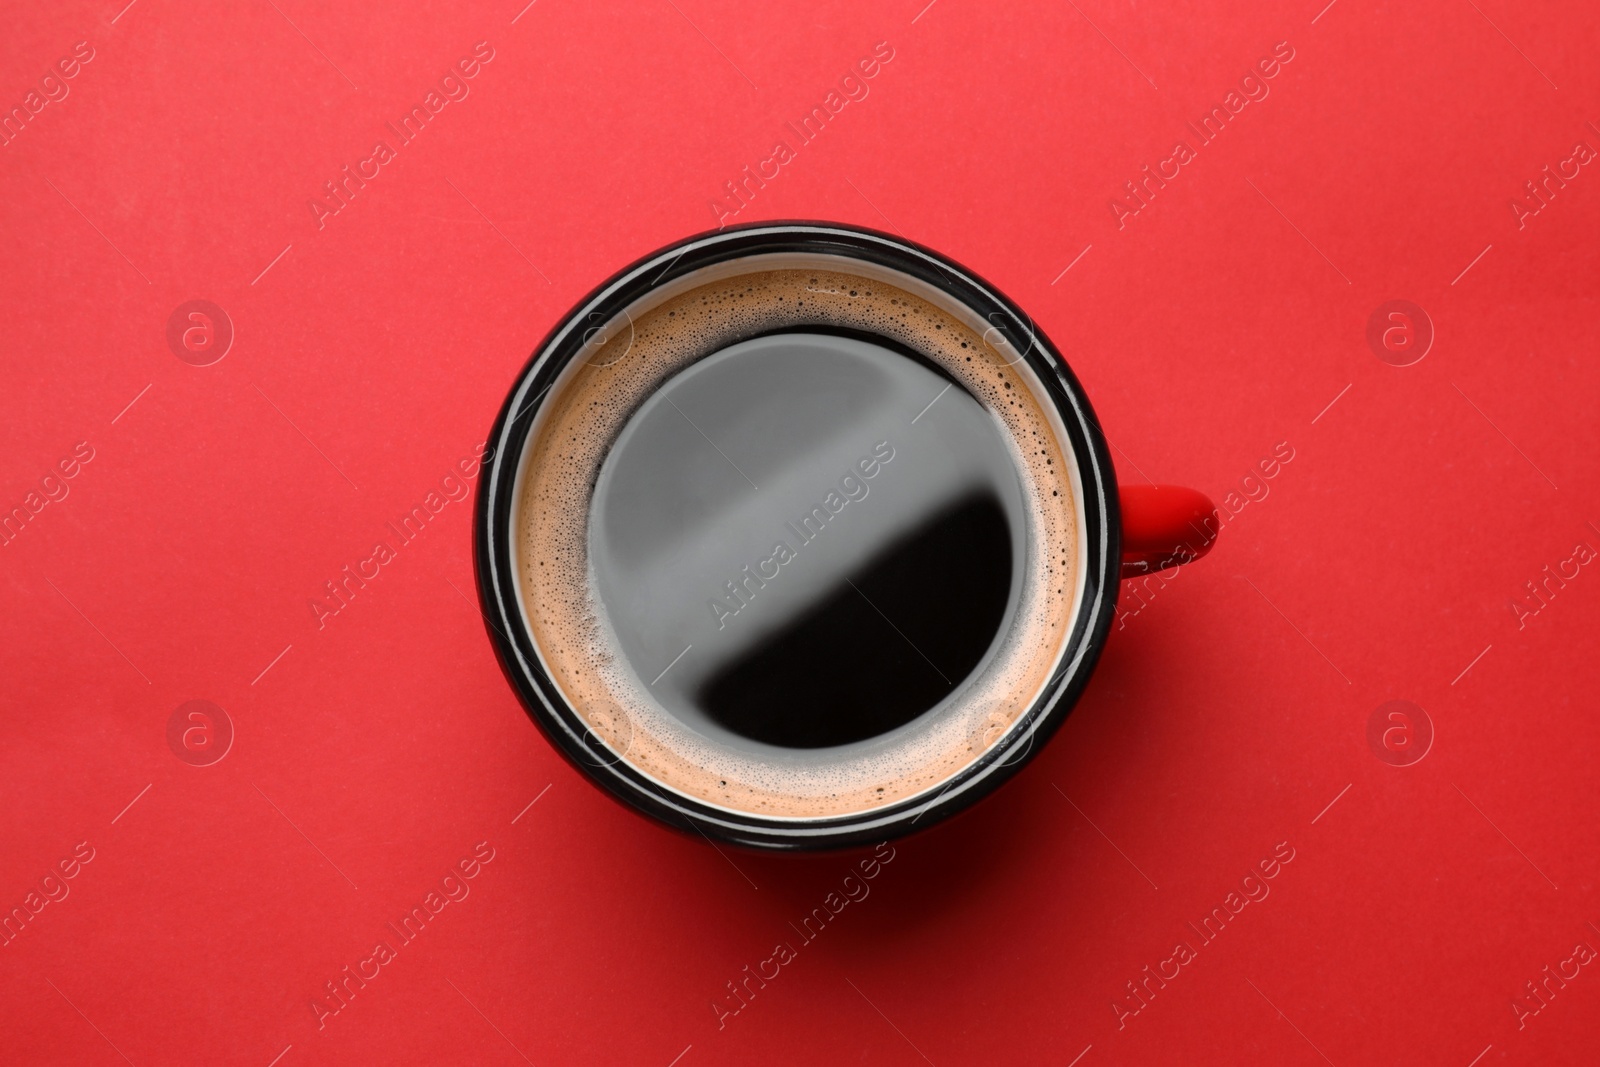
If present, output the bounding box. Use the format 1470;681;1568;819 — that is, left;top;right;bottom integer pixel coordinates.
475;223;1215;850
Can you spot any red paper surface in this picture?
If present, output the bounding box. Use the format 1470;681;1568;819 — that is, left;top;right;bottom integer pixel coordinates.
3;1;1598;1063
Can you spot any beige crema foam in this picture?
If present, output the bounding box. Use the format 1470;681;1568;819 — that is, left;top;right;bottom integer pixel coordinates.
516;259;1081;819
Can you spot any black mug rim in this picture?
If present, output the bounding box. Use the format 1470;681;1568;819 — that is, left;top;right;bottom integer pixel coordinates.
474;221;1121;851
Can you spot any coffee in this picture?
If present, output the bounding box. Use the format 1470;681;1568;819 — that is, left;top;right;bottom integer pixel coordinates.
512;255;1084;819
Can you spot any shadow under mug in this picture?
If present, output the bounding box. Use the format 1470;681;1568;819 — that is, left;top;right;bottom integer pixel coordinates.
474;222;1215;851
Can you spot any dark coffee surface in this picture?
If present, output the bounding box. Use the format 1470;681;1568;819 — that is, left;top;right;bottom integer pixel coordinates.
516;261;1082;817
700;492;1012;748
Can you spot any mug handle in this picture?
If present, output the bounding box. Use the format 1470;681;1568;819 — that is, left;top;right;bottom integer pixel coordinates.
1119;485;1218;578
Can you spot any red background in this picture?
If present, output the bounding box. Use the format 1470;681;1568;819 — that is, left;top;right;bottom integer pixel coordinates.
3;0;1598;1063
